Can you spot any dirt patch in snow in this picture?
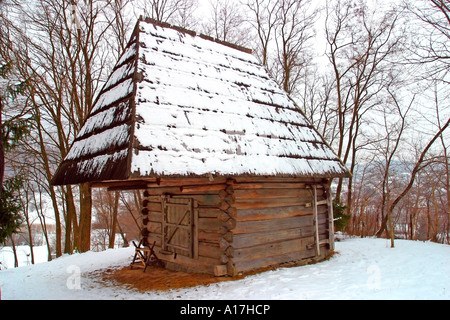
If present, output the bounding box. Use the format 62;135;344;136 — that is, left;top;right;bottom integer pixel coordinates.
100;254;334;292
101;264;246;292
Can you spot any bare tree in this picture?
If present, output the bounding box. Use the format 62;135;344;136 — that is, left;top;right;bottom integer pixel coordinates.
107;0;135;60
0;0;9;193
376;115;450;245
438;115;450;244
404;0;450;244
0;96;4;193
91;189;121;250
301;67;339;145
324;0;403;210
120;190;144;240
135;0;199;28
245;0;279;67
373;88;413;247
0;0;30;195
170;0;199;29
273;0;318;95
4;0;131;255
404;0;450;82
202;0;251;46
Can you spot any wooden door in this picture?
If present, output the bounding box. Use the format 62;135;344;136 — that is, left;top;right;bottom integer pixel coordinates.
161;197;195;258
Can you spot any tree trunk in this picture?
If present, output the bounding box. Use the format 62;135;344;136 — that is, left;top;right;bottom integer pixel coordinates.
447;162;450;244
64;186;78;253
410;193;420;240
10;235;18;268
116;221;129;248
439;124;449;244
387;207;395;248
34;107;63;257
431;190;440;242
23;199;35;264
0;98;4;194
108;191;120;249
79;183;92;252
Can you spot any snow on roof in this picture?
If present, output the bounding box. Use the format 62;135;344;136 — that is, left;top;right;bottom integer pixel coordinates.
51;18;349;186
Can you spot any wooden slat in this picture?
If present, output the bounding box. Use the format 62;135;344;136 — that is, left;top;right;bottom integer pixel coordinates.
231;182;308;190
198;217;227;233
234;197;312;210
144;186;226;196
234;188;321;199
198;207;224;218
233;215;313;234
232;248;315;274
144;187;181;195
327;191;335;251
180;184;227;193
232;228;313;249
232;237;315;263
161;253;221;274
147;177;228;188
232;177;325;184
193;205;199;259
171;194;222;206
312;185;320;257
236;205;324;222
198;242;225;260
198;231;233;243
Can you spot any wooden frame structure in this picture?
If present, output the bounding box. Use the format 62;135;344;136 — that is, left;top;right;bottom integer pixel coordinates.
130;240;158;272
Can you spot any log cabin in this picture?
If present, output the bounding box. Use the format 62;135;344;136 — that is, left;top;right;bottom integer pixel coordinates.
51;17;350;276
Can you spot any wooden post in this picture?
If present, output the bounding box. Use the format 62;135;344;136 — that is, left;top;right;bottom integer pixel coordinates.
327;191;335;251
161;195;168;254
312;185;320;257
193;200;199;259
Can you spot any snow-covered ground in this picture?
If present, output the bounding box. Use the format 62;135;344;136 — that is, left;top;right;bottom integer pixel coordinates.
0;237;448;300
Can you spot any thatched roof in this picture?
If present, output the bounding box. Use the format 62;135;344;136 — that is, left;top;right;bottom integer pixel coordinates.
51;18;349;186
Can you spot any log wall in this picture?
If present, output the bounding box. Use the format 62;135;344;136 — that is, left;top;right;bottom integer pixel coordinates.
226;177;333;275
140;176;334;276
141;177;235;274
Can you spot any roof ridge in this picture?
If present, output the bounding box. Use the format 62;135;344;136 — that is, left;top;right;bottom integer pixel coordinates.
139;16;253;55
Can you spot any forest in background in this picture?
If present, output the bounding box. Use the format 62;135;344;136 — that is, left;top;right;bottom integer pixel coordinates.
0;0;449;266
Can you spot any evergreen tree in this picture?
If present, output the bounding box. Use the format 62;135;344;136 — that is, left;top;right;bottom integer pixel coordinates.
0;52;30;244
0;175;23;244
333;200;350;232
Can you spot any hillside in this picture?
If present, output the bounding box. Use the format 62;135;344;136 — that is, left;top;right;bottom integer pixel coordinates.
0;237;448;300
